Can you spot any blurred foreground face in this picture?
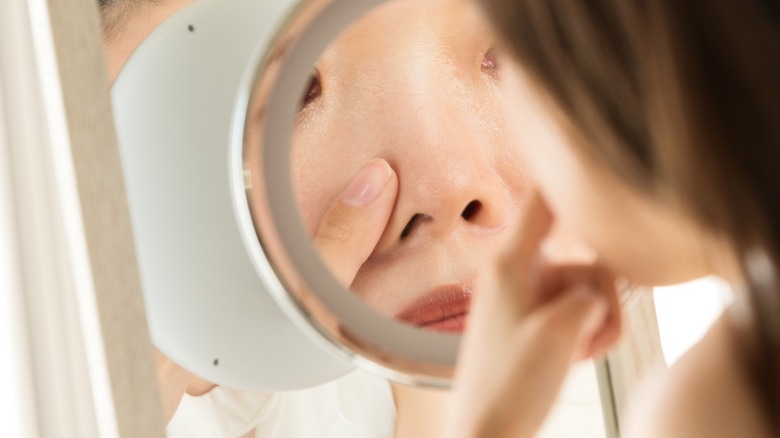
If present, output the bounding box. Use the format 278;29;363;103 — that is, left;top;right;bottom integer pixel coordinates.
498;57;715;287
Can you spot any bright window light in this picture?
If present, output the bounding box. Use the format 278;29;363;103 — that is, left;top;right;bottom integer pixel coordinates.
653;276;733;365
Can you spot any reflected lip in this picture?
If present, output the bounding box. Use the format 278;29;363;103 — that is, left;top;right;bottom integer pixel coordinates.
394;283;473;333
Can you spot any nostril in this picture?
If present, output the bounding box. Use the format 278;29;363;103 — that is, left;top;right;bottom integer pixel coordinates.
461;200;482;221
400;202;482;240
401;213;423;239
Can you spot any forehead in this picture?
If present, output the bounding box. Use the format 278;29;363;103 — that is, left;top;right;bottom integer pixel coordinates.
317;0;493;68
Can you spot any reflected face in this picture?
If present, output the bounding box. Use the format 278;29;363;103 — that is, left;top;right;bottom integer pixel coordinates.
291;0;531;330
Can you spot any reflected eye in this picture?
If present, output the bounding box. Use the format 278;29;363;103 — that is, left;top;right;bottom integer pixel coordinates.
300;69;322;110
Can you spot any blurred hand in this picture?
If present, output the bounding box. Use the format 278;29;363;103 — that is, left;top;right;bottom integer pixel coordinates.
155;348;217;424
449;191;622;438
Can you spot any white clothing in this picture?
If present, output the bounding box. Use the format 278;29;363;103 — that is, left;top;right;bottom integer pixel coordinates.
168;363;606;437
167;369;396;438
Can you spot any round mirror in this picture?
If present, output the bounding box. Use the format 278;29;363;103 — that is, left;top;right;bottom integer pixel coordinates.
242;0;476;387
242;0;599;386
113;0;601;393
113;0;464;391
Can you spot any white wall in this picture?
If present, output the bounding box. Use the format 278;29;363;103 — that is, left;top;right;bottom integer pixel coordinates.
0;70;38;438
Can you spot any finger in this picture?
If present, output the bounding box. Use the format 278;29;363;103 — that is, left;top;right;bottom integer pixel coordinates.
508;189;554;270
537;264;622;359
487;285;609;437
530;284;609;363
537;262;597;304
583;270;623;359
313;159;398;286
491;190;554;312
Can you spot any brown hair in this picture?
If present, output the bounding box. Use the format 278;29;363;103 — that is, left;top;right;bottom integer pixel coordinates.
480;0;780;430
98;0;158;41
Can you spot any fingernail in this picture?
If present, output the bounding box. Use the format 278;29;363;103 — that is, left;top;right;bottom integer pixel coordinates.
340;159;393;206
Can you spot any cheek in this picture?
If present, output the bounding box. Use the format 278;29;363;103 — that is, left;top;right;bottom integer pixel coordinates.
291;112;385;235
291;128;345;235
501;67;590;231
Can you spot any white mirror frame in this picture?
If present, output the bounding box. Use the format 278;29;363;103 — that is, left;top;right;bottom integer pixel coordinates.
113;0;358;392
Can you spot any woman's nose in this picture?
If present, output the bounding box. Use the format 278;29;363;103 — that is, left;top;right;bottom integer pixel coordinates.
391;154;510;242
366;59;512;244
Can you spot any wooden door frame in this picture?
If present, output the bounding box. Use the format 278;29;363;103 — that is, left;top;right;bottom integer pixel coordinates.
0;0;164;435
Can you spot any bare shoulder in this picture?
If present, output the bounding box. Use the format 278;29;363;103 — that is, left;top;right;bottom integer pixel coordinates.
623;316;771;438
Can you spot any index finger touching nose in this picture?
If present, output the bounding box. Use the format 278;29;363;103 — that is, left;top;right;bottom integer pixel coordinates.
484;189;554;314
313;159;398;286
509;189;554;270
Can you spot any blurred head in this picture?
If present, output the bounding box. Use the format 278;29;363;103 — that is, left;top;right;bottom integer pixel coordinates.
480;0;780;287
480;0;780;425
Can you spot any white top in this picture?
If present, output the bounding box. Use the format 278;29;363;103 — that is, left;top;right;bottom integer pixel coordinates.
168;363;606;437
167;369;396;438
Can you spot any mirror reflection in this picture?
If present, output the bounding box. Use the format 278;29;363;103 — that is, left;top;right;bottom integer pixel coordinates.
287;0;595;332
